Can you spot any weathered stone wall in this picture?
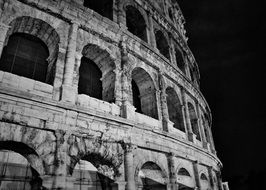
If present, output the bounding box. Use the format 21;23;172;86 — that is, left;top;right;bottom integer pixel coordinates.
0;0;225;189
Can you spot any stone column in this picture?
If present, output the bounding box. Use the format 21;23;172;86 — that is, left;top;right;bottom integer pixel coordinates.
158;71;173;132
155;89;163;122
192;161;201;190
147;11;156;48
114;67;123;106
169;38;176;65
124;144;136;190
120;41;135;120
61;21;79;103
168;153;178;190
0;23;10;58
41;130;74;189
181;105;188;134
208;167;214;188
117;0;126;27
181;87;194;142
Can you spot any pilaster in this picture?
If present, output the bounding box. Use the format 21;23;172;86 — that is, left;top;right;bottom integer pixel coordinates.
181;87;194;142
168;153;178;190
0;23;10;58
147;11;156;48
123;143;137;190
120;41;135;120
192;161;201;190
61;20;79;103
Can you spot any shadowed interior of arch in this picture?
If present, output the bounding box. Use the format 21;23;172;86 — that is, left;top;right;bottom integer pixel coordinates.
0;141;42;190
0;33;49;83
138;162;167;190
175;47;186;74
0;16;60;85
187;102;201;141
126;5;148;42
131;67;158;119
155;30;170;60
79;44;116;103
72;158;115;190
166;87;185;132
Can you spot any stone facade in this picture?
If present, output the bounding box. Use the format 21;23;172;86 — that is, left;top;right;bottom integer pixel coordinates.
0;0;227;189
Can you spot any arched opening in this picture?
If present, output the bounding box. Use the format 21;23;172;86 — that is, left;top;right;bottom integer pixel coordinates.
155;30;170;60
83;0;113;20
131;67;158;119
0;33;49;83
200;173;208;181
80;44;116;103
78;57;103;100
1;17;60;85
165;87;185;132
0;142;42;190
200;172;210;190
73;159;114;190
188;102;201;141
175;47;186;74
126;6;147;42
178;168;191;176
177;168;194;190
137;162;167;190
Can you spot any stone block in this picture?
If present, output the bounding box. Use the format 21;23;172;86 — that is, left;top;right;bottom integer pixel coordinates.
34;81;53;93
19;77;35;91
61;85;77;103
2;72;20;88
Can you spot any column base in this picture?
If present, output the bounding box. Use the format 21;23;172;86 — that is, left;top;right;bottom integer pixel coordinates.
121;101;136;120
188;132;196;142
60;84;77;103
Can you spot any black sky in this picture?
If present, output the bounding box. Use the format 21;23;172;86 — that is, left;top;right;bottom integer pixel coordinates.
178;0;266;189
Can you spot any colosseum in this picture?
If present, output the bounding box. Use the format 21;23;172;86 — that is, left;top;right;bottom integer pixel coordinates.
0;0;229;189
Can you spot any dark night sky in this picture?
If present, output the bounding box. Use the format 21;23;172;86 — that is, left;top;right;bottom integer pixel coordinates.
178;0;266;189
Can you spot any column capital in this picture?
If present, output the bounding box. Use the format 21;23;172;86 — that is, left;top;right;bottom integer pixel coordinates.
123;143;137;153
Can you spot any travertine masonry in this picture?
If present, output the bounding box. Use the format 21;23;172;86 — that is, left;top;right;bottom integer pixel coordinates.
0;0;227;189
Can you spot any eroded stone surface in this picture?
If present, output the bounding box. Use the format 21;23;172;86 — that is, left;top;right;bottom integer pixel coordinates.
0;0;226;189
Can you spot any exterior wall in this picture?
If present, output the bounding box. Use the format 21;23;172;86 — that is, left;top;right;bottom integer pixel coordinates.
0;0;225;190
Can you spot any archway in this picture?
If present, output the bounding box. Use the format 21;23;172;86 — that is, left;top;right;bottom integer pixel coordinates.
155;30;170;60
84;0;113;20
166;87;185;132
187;102;201;141
0;142;42;190
126;6;148;42
79;44;116;103
176;168;195;190
0;16;60;85
200;173;210;190
73;159;114;190
78;57;103;100
175;47;186;74
131;67;158;119
137;162;167;190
